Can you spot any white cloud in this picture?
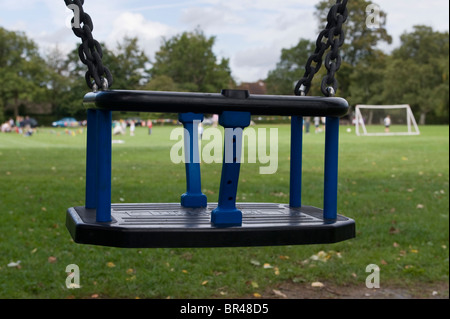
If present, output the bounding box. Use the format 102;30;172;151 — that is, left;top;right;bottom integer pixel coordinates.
106;12;176;58
232;46;281;83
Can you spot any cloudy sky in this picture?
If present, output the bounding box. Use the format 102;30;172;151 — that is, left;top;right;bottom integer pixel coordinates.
0;0;448;84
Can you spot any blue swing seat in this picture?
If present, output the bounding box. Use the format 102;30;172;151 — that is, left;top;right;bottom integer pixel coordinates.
66;89;355;248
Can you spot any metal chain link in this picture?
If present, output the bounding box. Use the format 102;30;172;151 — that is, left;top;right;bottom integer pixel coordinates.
65;0;113;91
294;0;348;97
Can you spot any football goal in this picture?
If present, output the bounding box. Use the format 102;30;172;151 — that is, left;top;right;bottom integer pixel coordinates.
354;105;420;136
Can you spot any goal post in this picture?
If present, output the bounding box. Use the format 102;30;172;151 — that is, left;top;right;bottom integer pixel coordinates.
354;105;420;136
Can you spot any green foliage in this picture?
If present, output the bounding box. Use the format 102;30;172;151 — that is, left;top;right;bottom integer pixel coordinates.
265;39;315;95
0;27;49;118
265;2;449;124
382;26;449;124
150;29;235;93
102;36;150;90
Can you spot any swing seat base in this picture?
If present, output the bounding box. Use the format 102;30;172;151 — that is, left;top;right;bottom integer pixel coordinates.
66;203;355;248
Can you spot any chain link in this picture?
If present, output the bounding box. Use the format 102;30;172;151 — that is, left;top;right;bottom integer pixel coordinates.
294;0;348;97
65;0;113;91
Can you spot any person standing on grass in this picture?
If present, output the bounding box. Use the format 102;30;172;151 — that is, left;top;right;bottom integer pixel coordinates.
314;117;321;133
384;115;391;133
130;120;135;136
304;117;311;134
147;119;153;135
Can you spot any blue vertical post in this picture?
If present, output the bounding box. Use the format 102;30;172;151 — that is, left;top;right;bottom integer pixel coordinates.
323;117;340;221
211;111;251;227
95;109;112;223
290;116;303;208
85;109;98;209
178;113;207;208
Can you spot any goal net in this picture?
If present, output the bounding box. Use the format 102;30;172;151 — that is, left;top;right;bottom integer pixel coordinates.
354;105;420;136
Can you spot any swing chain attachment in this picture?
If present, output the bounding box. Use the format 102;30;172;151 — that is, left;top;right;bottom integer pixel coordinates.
294;0;348;97
64;0;113;91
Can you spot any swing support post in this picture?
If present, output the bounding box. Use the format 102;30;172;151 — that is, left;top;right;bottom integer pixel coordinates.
178;113;207;208
289;116;303;208
85;109;112;223
323;116;339;221
211;110;251;227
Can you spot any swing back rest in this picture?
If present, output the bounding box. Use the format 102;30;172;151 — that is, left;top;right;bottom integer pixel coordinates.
83;89;349;117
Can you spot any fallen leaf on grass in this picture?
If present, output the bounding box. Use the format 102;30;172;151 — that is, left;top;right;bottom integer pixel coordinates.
67;283;81;289
48;256;57;263
201;280;208;286
310;250;341;262
263;263;273;269
274;267;280;276
246;281;259;289
106;262;115;268
7;261;21;268
250;259;260;266
389;226;400;234
273;289;287;298
311;282;324;288
253;293;262;298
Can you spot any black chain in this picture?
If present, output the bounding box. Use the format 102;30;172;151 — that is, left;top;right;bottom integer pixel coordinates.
65;0;113;91
294;0;348;97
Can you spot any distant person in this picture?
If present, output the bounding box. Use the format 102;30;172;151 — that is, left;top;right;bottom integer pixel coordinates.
304;117;311;134
384;115;391;133
212;114;219;127
321;117;326;131
314;117;321;133
130;120;135;136
198;122;204;139
1;121;11;133
147;119;153;135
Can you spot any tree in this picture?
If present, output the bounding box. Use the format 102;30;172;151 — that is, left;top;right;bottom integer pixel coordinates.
266;0;390;97
382;26;449;124
56;36;151;118
265;39;316;95
348;50;388;106
149;29;235;93
44;46;73;116
103;36;150;90
0;27;48;118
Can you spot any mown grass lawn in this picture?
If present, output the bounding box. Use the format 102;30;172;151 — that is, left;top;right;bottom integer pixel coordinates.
0;123;448;299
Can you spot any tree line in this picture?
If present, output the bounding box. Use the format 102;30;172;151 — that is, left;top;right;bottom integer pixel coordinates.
0;0;448;125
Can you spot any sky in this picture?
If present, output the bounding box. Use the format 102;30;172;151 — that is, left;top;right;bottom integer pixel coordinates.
0;0;449;84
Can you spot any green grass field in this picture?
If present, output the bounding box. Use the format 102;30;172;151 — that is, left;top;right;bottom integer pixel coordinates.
0;124;448;299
